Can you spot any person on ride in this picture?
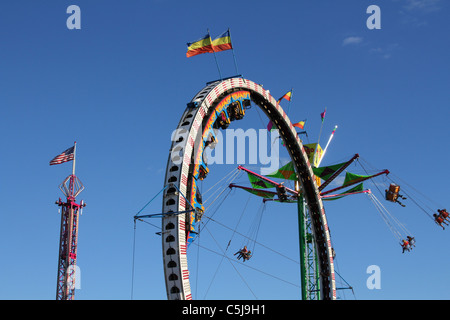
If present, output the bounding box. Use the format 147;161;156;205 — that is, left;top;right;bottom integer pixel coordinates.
234;246;248;260
385;189;395;202
433;213;448;230
385;187;405;207
242;250;252;262
401;239;410;253
406;236;416;248
438;209;450;222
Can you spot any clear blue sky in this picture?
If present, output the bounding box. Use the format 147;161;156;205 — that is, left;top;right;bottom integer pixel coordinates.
1;0;449;300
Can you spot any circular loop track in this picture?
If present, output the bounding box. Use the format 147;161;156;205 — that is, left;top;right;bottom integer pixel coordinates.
162;77;336;300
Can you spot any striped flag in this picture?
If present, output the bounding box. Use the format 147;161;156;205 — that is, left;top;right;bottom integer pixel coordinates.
277;90;292;103
268;89;293;131
186;33;214;58
212;30;233;52
293;120;306;130
49;146;75;165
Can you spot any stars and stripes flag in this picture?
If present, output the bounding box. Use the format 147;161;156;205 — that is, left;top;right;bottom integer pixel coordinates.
49;145;75;166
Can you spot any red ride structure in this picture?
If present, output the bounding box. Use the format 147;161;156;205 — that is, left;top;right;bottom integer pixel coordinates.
51;142;86;300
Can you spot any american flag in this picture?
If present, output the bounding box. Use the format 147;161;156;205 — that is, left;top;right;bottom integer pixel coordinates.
49;146;75;165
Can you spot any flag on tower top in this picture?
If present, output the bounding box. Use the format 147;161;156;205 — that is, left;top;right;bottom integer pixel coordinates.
49;145;75;165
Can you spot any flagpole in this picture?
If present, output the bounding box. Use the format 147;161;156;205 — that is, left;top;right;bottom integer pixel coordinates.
287;87;293;115
208;29;222;80
317;125;337;167
313;107;326;166
72;141;77;176
228;28;240;76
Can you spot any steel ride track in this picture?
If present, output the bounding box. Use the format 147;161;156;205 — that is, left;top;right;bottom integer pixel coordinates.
161;77;336;300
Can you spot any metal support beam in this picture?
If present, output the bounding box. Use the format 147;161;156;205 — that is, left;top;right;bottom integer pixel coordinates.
55;174;85;300
297;194;308;300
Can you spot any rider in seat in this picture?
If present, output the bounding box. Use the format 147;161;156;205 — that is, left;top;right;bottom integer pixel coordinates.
438;209;450;223
433;213;448;230
385;183;406;207
406;236;416;249
401;239;410;253
234;246;248;260
242;250;252;262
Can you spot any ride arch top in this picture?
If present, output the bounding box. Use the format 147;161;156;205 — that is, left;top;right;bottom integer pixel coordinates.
162;77;336;300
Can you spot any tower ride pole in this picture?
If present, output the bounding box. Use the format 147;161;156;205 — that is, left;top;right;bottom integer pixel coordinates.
298;193;322;300
55;143;85;300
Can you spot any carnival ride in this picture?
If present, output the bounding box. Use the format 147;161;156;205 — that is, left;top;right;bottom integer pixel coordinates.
132;77;336;300
51;142;86;300
131;76;448;301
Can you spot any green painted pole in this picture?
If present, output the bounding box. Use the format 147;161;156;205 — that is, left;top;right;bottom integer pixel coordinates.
297;194;308;300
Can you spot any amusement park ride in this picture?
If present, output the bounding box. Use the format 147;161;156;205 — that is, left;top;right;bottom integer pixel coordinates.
131;75;448;301
50;142;86;300
49;79;447;301
48;33;447;301
133;77;339;300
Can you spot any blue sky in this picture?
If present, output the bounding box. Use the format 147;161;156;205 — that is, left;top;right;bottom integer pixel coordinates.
0;0;449;300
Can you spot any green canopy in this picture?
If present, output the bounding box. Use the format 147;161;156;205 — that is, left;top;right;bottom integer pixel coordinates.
322;183;364;201
266;161;297;180
247;173;276;189
343;172;371;187
312;161;348;181
243;188;275;199
267;161;350;182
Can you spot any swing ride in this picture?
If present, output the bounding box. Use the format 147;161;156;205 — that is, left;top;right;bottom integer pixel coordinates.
133;76;447;301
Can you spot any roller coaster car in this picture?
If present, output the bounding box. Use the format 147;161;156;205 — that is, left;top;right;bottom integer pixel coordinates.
195;189;203;204
227;101;245;121
214;111;230;130
242;99;251;110
198;163;209;180
195;206;204;222
205;133;217;149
